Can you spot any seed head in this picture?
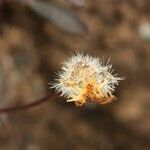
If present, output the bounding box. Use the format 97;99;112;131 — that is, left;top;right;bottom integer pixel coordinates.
51;53;123;106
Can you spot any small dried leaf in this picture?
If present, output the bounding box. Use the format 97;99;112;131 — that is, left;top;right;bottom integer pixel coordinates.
28;0;87;35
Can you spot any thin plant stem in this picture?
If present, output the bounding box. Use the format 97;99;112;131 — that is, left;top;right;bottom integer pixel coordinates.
0;91;57;113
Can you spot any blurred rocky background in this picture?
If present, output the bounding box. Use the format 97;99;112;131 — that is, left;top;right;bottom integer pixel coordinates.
0;0;150;149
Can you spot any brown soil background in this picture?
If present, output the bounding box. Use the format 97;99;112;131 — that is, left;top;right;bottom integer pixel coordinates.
0;0;150;149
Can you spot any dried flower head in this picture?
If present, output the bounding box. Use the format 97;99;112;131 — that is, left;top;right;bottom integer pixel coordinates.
51;52;123;106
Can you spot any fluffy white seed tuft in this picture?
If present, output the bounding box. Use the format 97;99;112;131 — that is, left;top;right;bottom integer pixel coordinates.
51;52;123;106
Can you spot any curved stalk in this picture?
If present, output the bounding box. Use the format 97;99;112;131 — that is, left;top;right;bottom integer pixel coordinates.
0;91;57;113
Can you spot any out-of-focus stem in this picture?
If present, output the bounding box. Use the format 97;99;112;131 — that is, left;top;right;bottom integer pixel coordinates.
0;91;57;113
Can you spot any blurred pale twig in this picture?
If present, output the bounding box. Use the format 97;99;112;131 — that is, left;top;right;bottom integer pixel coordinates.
67;0;86;7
